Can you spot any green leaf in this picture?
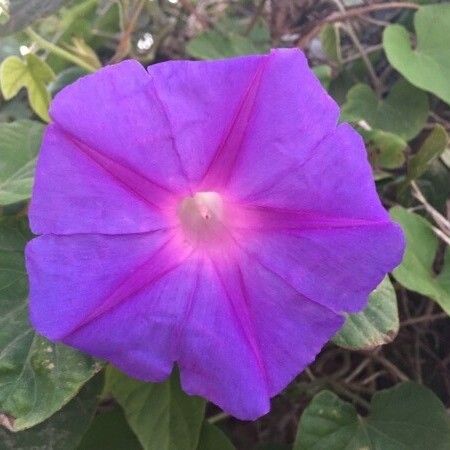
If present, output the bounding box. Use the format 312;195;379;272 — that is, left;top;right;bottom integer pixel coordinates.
0;36;20;60
255;446;291;450
333;277;399;350
362;128;407;170
0;96;34;123
105;367;206;450
186;20;270;60
329;69;359;105
0;216;100;431
313;65;332;90
383;4;450;106
320;24;341;64
0;0;73;36
390;206;450;315
294;382;450;450
48;66;88;96
341;80;428;140
408;125;448;180
417;159;450;213
0;120;44;206
294;390;359;450
0;375;102;450
78;407;142;450
197;423;235;450
441;148;450;169
0;54;55;122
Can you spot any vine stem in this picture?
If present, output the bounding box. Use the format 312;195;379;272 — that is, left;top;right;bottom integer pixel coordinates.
298;1;420;47
25;27;98;73
330;0;383;95
207;411;230;424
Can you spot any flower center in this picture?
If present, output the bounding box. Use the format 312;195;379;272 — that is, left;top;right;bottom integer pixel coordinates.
178;191;227;248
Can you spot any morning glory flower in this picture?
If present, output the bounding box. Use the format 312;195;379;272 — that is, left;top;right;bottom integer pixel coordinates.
26;49;404;420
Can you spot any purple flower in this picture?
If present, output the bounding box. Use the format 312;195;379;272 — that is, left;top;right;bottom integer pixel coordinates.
26;49;404;420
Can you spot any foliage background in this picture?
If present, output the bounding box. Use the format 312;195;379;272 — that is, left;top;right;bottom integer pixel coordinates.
0;0;449;449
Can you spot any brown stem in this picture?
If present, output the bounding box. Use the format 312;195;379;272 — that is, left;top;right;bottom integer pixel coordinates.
298;2;419;48
401;312;449;326
110;0;145;63
371;353;409;382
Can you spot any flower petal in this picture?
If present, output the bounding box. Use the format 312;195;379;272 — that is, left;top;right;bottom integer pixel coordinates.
148;53;262;185
238;255;344;396
29;125;172;234
236;124;391;222
177;257;270;420
148;49;338;187
48;59;189;196
241;223;404;314
224;48;340;197
26;231;192;380
233;123;404;313
177;254;343;420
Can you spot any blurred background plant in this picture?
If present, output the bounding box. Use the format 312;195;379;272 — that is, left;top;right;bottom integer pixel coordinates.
0;1;449;449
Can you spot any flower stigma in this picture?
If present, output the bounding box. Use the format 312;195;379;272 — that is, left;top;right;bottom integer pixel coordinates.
178;191;228;249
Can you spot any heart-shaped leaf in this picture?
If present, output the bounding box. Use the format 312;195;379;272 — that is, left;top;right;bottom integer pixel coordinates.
294;382;450;450
197;423;235;450
0;54;55;122
0;120;44;206
383;4;450;105
408;124;448;181
390;206;450;315
186;20;269;60
0;375;101;450
78;406;142;450
0;0;73;36
341;80;428;140
333;277;399;350
362;128;407;170
105;366;206;450
0;216;100;431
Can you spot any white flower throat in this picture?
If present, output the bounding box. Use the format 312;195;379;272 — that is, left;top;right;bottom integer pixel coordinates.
178;191;226;247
